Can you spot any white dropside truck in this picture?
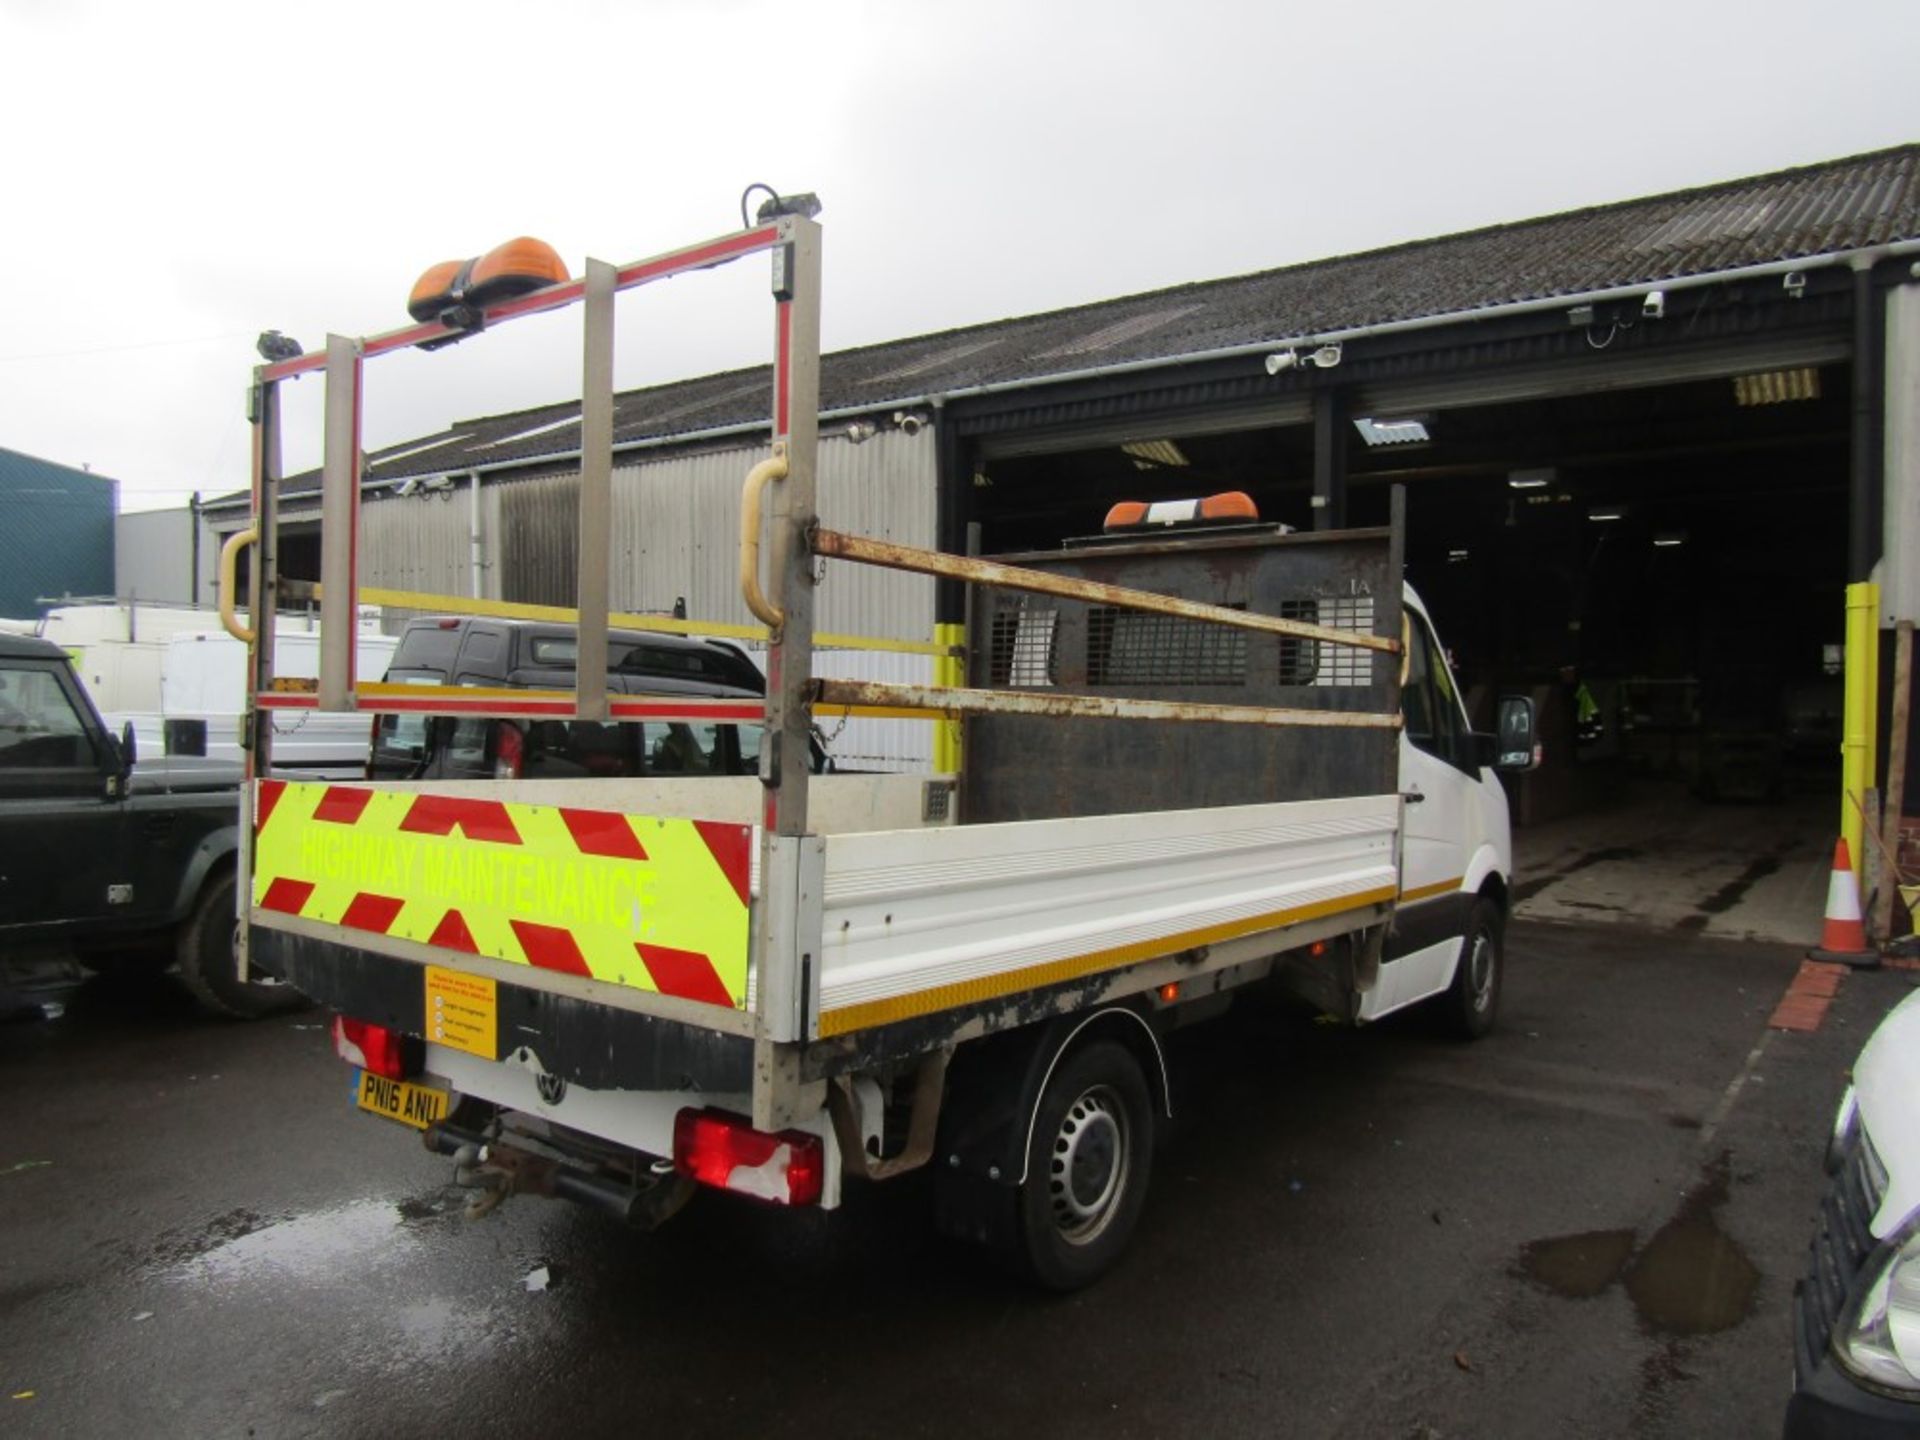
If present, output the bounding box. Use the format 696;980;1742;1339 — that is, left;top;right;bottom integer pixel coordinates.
232;207;1537;1287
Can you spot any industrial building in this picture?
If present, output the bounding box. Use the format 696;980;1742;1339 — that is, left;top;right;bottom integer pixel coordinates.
200;145;1920;929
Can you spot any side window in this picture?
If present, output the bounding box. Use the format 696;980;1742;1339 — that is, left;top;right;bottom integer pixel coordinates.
0;665;96;769
1401;620;1436;747
734;724;763;776
444;719;491;773
643;722;721;776
374;714;430;764
1401;615;1469;768
522;721;633;778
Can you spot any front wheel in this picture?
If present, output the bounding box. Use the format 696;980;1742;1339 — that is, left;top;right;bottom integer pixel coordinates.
1014;1040;1154;1290
175;870;307;1019
1439;897;1504;1040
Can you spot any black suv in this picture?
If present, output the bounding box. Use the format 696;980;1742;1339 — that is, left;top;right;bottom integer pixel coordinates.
369;617;788;781
0;633;298;1018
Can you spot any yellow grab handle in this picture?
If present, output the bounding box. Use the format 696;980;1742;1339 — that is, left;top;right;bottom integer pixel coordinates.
218;528;259;644
739;445;790;635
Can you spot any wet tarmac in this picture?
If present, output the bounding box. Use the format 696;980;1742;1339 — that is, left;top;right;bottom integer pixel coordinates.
1;926;1910;1439
1512;781;1832;943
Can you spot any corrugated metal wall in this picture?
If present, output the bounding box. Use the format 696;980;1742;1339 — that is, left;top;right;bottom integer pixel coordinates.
361;489;479;607
606;428;935;637
339;430;940;768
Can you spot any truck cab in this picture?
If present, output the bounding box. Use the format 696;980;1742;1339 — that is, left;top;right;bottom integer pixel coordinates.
1373;587;1520;1034
0;632;293;1017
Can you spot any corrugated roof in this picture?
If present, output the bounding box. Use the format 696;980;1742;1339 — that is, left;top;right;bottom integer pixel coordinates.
256;144;1919;499
0;447;118;615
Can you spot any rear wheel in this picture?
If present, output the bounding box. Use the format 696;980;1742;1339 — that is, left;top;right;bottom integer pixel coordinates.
1014;1040;1154;1290
175;870;307;1019
1440;897;1504;1040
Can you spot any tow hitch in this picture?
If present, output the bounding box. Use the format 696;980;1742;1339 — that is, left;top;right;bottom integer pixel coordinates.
423;1120;694;1229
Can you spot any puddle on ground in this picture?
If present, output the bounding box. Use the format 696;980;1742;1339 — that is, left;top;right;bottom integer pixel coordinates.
1518;1228;1637;1298
158;1190;460;1285
1516;1152;1758;1336
1622;1157;1759;1334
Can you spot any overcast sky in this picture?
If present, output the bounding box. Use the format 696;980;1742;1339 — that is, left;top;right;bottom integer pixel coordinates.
2;0;1914;511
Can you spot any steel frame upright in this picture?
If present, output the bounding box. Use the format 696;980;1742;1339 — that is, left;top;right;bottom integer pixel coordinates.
239;217;823;1096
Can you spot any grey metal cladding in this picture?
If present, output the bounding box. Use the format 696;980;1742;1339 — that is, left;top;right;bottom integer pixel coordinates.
0;446;117;615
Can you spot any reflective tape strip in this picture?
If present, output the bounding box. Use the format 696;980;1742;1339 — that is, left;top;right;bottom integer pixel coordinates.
251;780;751;1009
1398;876;1465;904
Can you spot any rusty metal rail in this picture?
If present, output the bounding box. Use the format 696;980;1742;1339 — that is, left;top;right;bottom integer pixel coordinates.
810;527;1401;656
814;679;1403;730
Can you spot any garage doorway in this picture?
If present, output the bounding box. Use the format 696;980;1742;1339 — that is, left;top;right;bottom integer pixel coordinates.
965;364;1850;943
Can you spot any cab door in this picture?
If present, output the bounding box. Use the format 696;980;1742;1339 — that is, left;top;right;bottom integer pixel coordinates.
0;657;127;936
1360;604;1477;1017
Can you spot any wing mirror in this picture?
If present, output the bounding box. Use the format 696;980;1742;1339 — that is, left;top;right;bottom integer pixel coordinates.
102;720;137;796
1492;695;1540;772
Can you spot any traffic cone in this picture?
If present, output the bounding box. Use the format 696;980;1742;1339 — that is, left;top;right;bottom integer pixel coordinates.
1809;838;1880;969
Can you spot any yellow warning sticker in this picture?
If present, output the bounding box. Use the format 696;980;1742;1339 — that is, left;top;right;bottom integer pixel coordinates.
425;965;497;1059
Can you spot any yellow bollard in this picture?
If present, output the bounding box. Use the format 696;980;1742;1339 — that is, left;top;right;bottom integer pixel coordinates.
1842;581;1881;884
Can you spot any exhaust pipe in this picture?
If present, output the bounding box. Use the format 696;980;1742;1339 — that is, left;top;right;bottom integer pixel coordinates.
423;1121;694;1229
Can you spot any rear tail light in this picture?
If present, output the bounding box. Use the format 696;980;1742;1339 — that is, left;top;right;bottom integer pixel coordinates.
494;722;524;779
673;1108;824;1207
331;1014;410;1081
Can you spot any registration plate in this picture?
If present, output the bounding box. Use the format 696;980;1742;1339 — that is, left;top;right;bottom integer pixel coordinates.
354;1069;450;1130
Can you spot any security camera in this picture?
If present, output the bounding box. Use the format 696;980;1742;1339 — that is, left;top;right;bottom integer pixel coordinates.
1783;271;1807;298
394;476;421;497
1641;290;1665;320
1264;350;1298;376
893;411;925;437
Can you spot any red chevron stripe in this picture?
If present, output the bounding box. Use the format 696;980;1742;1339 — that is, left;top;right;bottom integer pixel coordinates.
428;908;479;954
559;807;648;861
340;892;405;934
692;820;752;909
255;778;286;833
313;786;374;825
510;919;592;976
637;943;734;1008
260;877;315;915
399;795;522;845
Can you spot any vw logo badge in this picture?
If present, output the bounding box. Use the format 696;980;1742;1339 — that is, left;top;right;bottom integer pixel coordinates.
536;1072;568;1106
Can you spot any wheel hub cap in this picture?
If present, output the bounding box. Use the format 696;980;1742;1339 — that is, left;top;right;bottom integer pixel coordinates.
1049;1087;1129;1244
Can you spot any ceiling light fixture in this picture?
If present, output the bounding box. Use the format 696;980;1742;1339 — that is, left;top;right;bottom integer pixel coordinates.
1353;416;1431;447
1733;368;1821;406
1121;439;1190;468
